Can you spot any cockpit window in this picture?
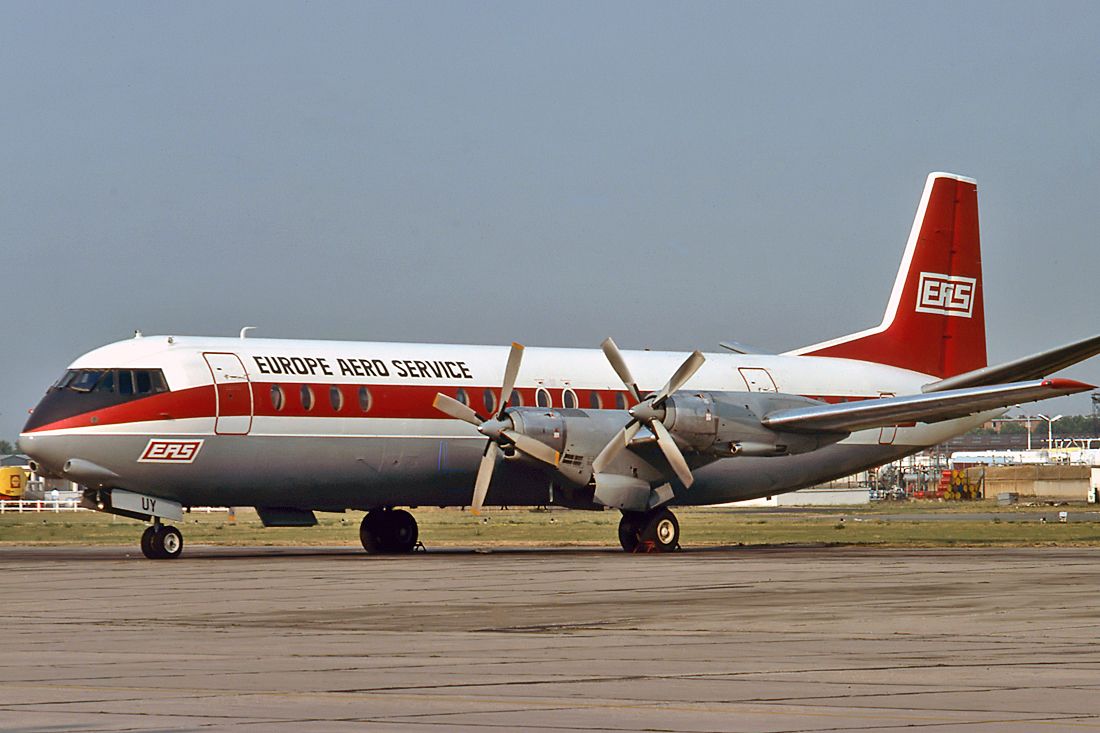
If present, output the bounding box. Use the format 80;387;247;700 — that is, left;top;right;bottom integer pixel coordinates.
63;369;169;395
70;370;105;392
94;370;115;392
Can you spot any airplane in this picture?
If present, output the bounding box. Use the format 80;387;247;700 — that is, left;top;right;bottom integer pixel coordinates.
18;172;1100;559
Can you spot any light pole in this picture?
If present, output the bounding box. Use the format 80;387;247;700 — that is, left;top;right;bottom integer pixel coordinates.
1036;413;1063;450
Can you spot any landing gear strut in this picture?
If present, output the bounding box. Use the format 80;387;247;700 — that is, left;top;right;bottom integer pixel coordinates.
359;509;419;554
618;507;680;553
140;521;184;560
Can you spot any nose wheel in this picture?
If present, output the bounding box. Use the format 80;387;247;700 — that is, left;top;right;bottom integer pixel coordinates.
140;523;184;559
618;508;680;553
360;509;419;554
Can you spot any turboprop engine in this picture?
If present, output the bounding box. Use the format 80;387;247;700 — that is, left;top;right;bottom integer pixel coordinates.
662;392;847;458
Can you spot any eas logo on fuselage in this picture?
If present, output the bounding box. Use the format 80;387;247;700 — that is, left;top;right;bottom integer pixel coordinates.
138;439;204;464
915;272;976;318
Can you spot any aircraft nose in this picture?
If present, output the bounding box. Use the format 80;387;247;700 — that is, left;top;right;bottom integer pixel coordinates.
18;432;68;477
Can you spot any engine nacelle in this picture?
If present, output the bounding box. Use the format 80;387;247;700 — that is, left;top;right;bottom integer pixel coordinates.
663;392;846;457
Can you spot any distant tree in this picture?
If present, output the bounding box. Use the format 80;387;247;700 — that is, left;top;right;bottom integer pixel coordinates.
0;440;14;455
998;422;1029;434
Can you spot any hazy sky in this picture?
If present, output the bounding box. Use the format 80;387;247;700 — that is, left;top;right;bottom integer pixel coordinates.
2;1;1098;440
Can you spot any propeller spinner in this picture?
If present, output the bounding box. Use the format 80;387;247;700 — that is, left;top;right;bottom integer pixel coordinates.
432;342;560;513
591;337;705;487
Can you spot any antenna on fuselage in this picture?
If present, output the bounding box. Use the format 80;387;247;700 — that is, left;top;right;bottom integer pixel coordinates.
134;330;143;338
240;326;257;339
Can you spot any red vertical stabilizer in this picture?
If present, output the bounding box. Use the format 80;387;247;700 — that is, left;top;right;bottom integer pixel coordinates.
790;173;987;378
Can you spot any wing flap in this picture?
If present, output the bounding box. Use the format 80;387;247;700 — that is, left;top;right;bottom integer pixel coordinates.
923;334;1100;393
762;379;1093;434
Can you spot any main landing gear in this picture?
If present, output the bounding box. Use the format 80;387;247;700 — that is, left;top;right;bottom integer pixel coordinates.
618;507;680;553
140;520;184;560
360;508;419;554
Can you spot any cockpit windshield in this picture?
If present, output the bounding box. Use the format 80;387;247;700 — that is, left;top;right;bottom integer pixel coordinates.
69;370;105;392
56;369;169;395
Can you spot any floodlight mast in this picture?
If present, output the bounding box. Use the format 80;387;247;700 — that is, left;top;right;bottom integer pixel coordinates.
1036;413;1063;450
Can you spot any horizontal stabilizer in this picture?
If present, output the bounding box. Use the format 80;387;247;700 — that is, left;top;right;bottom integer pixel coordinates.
924;334;1100;393
762;379;1093;434
718;341;770;355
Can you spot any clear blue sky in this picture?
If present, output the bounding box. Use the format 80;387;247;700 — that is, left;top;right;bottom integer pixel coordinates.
2;1;1098;439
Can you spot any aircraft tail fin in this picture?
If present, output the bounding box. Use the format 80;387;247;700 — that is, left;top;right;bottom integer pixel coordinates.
788;172;987;378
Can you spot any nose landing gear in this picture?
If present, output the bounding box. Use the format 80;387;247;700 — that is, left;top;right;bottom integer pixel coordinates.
140;521;184;560
618;507;680;553
359;509;419;554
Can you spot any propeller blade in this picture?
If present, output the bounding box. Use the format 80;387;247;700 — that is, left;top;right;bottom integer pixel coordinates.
498;342;524;416
591;420;641;473
503;430;561;466
601;337;641;403
433;393;483;426
651;419;694;488
471;442;501;514
653;351;706;405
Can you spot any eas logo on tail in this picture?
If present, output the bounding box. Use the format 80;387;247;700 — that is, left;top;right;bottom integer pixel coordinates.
139;439;204;463
916;273;976;318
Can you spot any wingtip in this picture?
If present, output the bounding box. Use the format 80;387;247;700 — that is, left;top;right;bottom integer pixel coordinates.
1042;378;1095;391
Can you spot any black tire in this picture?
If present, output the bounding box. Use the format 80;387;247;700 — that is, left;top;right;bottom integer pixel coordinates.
151;525;184;559
140;526;159;559
640;508;679;552
386;509;418;553
359;511;386;553
618;512;644;552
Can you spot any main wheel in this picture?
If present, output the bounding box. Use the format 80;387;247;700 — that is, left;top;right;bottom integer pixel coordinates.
150;525;184;559
640;508;679;552
385;509;418;553
618;512;645;552
359;510;387;553
360;510;419;554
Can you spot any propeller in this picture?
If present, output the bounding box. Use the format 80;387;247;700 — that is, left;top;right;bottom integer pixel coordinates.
591;338;705;487
432;342;560;513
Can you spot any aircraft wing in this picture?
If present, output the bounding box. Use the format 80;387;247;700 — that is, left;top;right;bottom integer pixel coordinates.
923;334;1100;393
761;378;1093;434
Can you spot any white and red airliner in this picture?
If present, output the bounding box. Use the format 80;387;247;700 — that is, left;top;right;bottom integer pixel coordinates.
19;173;1100;558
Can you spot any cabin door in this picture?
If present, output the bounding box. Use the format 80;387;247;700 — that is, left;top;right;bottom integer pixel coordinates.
203;352;254;435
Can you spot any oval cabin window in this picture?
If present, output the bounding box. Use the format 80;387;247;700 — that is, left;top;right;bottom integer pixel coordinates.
359;386;373;413
536;388;551;408
271;384;285;411
330;385;344;412
300;385;315;411
562;389;577;409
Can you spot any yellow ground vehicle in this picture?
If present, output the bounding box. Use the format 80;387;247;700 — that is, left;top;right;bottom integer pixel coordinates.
0;467;27;500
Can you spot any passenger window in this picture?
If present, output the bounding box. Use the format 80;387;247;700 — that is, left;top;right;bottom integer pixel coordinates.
271;385;285;411
455;388;468;406
509;389;523;407
536;388;551;408
589;391;602;409
483;388;497;415
615;392;628;410
358;386;372;413
117;370;134;395
300;385;315;411
94;371;115;393
562;389;577;409
330;385;344;412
